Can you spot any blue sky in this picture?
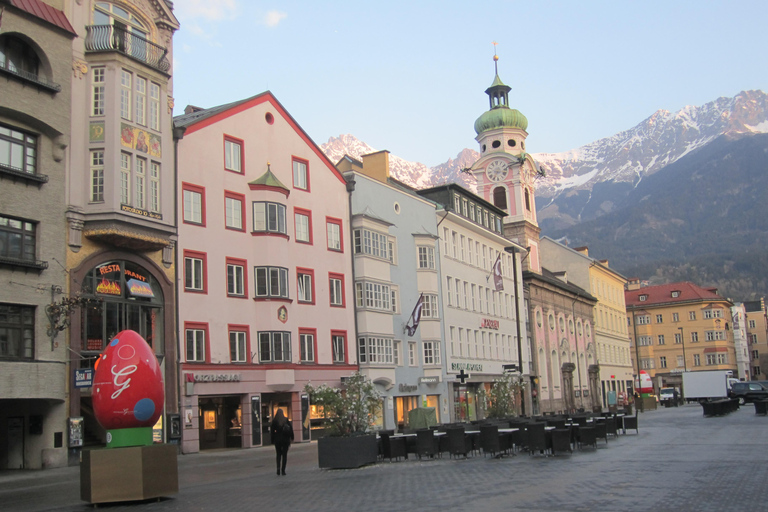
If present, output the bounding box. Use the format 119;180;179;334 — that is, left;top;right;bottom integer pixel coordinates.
172;0;768;167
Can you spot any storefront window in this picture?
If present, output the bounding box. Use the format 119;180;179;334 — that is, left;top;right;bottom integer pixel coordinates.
395;396;419;430
203;410;217;430
453;385;478;422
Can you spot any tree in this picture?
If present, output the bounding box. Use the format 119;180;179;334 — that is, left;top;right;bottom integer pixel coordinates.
304;373;382;437
483;372;526;419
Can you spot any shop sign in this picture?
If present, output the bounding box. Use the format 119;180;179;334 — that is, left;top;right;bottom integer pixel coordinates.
451;362;484;372
121;204;162;220
96;278;121;296
74;369;93;388
127;278;155;298
398;383;417;392
193;373;242;383
480;318;499;330
419;377;439;384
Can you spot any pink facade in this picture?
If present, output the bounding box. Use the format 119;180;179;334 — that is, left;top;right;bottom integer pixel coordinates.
175;93;356;453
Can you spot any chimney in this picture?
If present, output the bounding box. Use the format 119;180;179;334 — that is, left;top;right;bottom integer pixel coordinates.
184;105;204;115
573;246;589;256
626;278;641;291
360;150;390;183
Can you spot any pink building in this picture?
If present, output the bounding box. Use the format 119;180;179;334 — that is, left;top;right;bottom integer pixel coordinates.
174;92;356;453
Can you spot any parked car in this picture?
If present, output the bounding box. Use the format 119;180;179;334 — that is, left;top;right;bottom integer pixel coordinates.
659;387;680;406
728;382;768;404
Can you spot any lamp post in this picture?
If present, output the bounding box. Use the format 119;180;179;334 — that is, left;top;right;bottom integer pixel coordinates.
678;326;687;372
505;245;527;416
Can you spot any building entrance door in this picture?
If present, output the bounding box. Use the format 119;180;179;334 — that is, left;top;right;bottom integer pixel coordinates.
260;393;292;446
7;417;24;469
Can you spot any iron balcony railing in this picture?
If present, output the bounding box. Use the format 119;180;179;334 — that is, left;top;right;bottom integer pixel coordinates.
85;25;170;73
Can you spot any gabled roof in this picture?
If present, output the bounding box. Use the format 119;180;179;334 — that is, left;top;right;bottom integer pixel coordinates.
173;91;346;185
625;281;729;308
7;0;76;35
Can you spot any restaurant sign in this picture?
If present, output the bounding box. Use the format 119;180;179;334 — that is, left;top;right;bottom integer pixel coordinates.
193;373;242;383
451;362;484;372
480;318;499;330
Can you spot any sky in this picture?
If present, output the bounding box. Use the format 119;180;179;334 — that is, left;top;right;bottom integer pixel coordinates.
172;0;768;167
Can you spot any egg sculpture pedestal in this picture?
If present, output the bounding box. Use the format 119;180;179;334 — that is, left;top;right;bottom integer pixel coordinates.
80;330;178;504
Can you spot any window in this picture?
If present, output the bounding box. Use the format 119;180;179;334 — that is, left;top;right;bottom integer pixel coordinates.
329;274;345;307
749;319;757;329
418;246;435;269
690;332;699;343
297;269;314;304
225;192;245;231
423;340;441;366
120;70;132;120
226;258;246;297
671;291;680;298
293;158;308;190
0;35;41;77
706;354;717;366
258;331;291;363
638;336;652;346
299;330;316;363
689;311;696;320
135;157;146;209
149;82;160;131
640;358;654;369
353;228;389;260
0;304;34;359
672;312;679;322
675;333;682;344
422;294;439;319
355;281;391;311
90;150;104;202
229;329;247;363
294;209;311;243
255;266;288;299
656;314;663;323
659;356;667;368
185;326;207;362
705;331;726;341
409;342;417;366
253;202;286;234
120;153;131;205
326;218;342;251
752;350;759;360
149;162;160;212
182;183;205;225
92;67;105;116
751;334;759;344
358;336;394;365
332;332;346;363
184;251;207;292
394;340;402;365
636;315;650;325
677;355;684;367
224;136;243;173
658;335;665;345
135;76;146;125
704;309;723;319
693;354;701;366
0;216;36;263
0;123;37;175
639;295;647;302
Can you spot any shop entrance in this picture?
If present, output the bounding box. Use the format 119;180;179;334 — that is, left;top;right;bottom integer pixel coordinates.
198;396;242;450
453;385;479;423
260;393;292;446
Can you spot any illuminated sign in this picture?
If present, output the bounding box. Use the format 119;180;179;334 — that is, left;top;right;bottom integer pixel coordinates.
451;362;484;372
193;374;242;383
127;278;154;298
96;278;121;296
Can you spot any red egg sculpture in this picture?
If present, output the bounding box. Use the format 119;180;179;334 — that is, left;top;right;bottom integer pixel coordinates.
92;330;164;430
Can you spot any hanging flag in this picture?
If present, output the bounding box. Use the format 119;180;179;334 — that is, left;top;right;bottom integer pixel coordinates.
492;253;504;291
405;293;425;337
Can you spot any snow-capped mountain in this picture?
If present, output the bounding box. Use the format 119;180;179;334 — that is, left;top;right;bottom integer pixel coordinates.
320;90;768;231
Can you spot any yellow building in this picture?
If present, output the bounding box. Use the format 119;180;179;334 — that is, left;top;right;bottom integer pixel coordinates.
745;299;768;379
625;281;736;392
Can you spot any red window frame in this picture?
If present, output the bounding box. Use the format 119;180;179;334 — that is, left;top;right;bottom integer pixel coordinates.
328;272;346;308
294;207;313;245
298;327;318;363
227;324;251;364
224;190;246;232
225;257;248;298
223;134;245;174
184;321;211;363
183;249;208;294
296;267;315;305
331;330;348;364
292;156;310;191
182;182;206;227
326;216;344;253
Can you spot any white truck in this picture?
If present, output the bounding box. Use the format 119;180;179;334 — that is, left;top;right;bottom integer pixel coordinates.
681;370;736;402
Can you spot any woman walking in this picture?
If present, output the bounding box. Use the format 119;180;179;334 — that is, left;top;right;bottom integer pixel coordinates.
270;409;294;476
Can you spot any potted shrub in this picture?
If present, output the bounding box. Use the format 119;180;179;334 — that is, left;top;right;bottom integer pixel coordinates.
305;373;382;469
483;372;526;419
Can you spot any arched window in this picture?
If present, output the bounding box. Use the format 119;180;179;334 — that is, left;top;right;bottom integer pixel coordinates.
493;186;507;210
551;350;560;388
92;2;151;62
0;35;40;77
524;188;531;211
94;2;148;38
539;347;548;389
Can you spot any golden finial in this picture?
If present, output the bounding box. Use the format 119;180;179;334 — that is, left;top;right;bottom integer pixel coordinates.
492;42;499;73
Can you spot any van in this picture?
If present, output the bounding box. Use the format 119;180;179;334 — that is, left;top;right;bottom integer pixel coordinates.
659;387;678;406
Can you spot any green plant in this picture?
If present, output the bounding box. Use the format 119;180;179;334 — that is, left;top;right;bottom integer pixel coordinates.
483;372;527;419
304;373;382;437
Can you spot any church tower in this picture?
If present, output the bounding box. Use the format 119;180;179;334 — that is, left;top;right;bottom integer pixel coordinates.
470;50;542;273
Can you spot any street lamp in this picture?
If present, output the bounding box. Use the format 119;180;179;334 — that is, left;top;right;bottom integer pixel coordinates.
505;245;527;415
678;327;687;372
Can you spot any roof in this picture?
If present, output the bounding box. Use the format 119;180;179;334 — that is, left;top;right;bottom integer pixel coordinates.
248;164;288;190
625;282;729;308
417;182;507;217
7;0;76;35
524;267;597;303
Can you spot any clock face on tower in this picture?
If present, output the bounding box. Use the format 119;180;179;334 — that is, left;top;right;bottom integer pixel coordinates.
485;160;508;182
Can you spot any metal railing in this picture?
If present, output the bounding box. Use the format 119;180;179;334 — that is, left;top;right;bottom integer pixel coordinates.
85;25;170;73
0;65;61;92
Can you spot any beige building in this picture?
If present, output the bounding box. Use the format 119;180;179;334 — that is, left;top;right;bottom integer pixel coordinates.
540;238;632;408
745;299;768;379
625;281;736;392
0;0;76;469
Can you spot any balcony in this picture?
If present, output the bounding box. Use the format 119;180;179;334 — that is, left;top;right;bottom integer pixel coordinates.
85;25;170;73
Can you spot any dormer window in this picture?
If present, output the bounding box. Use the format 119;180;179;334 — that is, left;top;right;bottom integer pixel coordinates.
671;291;680;298
639;295;648;302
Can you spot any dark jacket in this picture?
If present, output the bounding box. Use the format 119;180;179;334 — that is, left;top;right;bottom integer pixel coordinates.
270;419;294;445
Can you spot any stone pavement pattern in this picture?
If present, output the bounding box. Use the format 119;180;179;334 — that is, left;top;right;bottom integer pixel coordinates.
1;404;766;512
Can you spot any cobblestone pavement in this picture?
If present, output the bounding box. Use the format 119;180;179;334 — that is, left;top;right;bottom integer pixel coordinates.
2;404;766;512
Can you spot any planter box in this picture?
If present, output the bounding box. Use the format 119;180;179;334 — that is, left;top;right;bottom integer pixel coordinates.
317;435;377;469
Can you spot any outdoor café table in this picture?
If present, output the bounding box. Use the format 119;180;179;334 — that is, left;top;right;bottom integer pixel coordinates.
464;430;481;455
